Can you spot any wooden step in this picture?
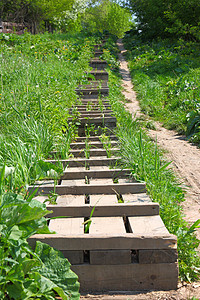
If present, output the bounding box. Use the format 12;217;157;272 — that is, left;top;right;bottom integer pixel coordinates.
29;181;146;196
68;148;119;158
44;157;119;168
71;263;178;292
76;87;109;97
94;44;104;51
88;70;108;81
74;135;117;142
78;81;108;89
29;232;177;251
76;104;111;108
78;109;113;113
78;116;116;125
70;141;117;150
79;112;113;118
90;59;107;70
94;51;103;57
62;168;131;179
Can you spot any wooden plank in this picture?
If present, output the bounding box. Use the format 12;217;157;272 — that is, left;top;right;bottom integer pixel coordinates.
89;217;126;234
49;218;84;234
69;148;118;157
74;135;117;142
89;194;117;205
61;250;84;265
89;178;114;184
78;127;116;137
76;104;111;109
78;81;108;88
139;249;178;264
129;216;169;235
79;117;116;123
71;263;178;291
28;233;177;251
29;182;147;195
70;141;117;150
89;166;109;170
56;195;84;206
33;196;49;204
76;90;109;97
88;71;108;81
49;218;84;265
79;110;113;114
79;99;109;103
90;250;131;265
46;202;160;218
123;193;151;203
60;179;85;186
43;157;119;168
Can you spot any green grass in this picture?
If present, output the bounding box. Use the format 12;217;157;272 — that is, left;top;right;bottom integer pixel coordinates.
123;35;200;144
0;31;96;190
103;37;200;282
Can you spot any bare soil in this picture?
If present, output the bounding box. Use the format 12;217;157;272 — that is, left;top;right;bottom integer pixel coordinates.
80;281;200;299
81;39;200;300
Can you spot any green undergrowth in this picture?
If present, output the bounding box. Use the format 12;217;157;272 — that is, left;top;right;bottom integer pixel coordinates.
104;38;200;282
123;34;200;145
0;165;80;299
0;32;96;191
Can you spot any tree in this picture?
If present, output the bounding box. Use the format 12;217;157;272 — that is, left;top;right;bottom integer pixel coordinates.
84;0;133;38
129;0;200;40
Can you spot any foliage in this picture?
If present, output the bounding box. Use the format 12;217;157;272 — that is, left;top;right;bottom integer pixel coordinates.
34;242;80;299
54;0;88;32
0;0;76;32
0;166;80;299
0;32;95;190
186;110;200;142
129;0;200;40
103;37;200;281
123;34;200;145
84;0;132;38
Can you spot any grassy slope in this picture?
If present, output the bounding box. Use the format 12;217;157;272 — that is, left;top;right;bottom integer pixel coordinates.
0;32;95;190
123;34;200;144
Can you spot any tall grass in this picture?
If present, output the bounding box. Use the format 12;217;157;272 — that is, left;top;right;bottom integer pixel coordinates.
123;34;200;144
0;32;95;191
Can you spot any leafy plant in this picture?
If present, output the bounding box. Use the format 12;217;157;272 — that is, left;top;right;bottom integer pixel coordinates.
0;165;80;299
99;133;112;158
186;110;200;141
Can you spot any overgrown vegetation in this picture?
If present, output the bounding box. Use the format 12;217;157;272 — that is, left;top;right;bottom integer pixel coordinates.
0;32;94;190
128;0;200;41
0;31;96;299
104;37;200;281
0;0;132;37
123;34;200;145
0;165;80;299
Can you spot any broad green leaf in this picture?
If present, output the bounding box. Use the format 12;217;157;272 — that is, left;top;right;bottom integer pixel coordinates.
34;241;80;299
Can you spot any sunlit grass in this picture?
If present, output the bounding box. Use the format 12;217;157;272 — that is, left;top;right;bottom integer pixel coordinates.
123;35;200;141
